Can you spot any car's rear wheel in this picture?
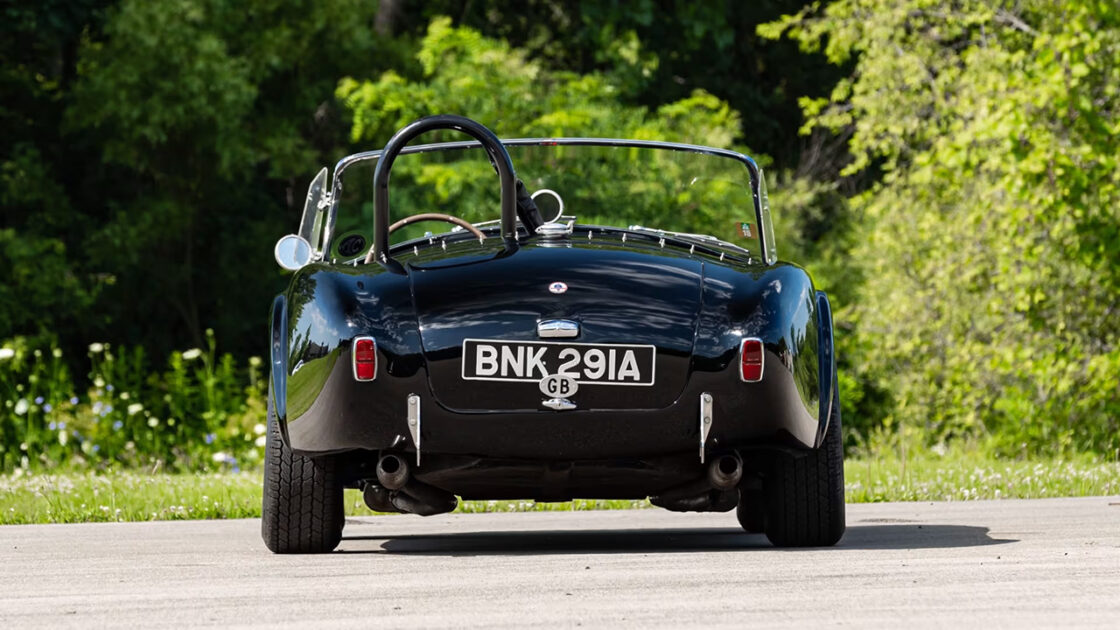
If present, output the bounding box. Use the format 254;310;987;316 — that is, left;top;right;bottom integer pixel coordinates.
261;385;344;553
757;384;845;547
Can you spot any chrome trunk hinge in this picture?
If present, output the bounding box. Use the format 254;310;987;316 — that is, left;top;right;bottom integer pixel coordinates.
699;392;713;463
407;394;421;466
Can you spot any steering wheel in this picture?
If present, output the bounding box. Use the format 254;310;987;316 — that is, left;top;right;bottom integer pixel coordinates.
388;213;486;239
365;213;486;263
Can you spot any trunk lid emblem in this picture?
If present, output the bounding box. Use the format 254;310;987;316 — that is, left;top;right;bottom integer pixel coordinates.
548;281;568;294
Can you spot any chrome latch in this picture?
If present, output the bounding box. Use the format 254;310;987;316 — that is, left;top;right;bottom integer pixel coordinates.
407;394;421;466
699;392;713;463
537;319;579;338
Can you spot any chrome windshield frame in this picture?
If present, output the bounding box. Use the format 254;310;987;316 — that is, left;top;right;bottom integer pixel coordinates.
323;138;774;265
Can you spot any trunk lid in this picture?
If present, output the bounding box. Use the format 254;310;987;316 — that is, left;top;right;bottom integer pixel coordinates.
408;242;702;412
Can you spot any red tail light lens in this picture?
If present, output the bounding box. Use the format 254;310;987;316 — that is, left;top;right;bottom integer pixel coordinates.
353;337;377;381
740;337;764;382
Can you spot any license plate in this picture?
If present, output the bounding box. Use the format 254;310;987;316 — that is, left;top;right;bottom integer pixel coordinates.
461;339;656;386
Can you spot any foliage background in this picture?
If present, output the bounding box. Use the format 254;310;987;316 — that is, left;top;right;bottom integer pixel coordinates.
1;0;1116;471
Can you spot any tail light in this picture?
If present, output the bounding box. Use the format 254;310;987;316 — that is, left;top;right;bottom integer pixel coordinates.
353;336;377;381
740;337;764;382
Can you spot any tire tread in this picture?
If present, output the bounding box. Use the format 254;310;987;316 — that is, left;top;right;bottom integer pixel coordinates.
762;386;846;547
261;390;343;553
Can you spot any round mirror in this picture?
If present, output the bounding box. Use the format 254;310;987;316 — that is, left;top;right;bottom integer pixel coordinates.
531;189;565;223
274;234;313;271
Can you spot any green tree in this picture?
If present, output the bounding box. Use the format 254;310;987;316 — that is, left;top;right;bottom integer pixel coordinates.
1;1;115;343
1;0;403;359
336;17;754;241
764;0;1120;454
394;0;845;172
339;17;742;147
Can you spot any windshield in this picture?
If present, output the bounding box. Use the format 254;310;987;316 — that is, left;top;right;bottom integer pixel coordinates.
326;141;765;262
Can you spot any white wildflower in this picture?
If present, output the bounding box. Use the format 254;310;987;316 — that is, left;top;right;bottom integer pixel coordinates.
147;417;159;428
255;435;267;448
249;356;262;366
89;343;105;353
14;399;29;416
0;348;15;360
120;392;130;400
253;423;266;435
181;348;202;360
127;403;144;416
58;430;68;446
52;348;62;358
212;452;229;463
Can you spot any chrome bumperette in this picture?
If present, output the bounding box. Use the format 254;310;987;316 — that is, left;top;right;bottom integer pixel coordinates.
407;394;421;466
699;392;713;463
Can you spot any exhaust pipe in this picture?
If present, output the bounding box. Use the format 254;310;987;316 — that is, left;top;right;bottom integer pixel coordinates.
376;453;410;490
707;453;743;490
391;489;457;516
650;452;743;512
362;483;400;513
371;453;458;516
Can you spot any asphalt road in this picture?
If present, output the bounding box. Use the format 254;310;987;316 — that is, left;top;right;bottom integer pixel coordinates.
1;496;1118;628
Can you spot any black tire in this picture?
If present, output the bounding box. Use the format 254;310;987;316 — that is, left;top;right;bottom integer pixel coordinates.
261;386;344;553
761;385;845;547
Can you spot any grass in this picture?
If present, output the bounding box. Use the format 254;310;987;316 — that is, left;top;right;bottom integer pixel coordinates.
846;450;1120;502
1;453;1117;525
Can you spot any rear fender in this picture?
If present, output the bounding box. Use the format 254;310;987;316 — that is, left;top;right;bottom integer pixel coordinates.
279;264;425;454
699;262;823;447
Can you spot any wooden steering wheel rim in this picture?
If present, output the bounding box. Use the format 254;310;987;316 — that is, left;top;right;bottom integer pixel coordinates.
365;213;486;264
388;213;486;239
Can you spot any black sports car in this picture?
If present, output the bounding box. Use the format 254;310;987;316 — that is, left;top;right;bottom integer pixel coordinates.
264;115;844;553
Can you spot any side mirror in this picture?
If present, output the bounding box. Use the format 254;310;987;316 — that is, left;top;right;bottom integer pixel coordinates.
274;234;313;271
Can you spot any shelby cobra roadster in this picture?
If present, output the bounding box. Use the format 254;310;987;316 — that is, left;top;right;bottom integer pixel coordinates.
264;115;844;552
